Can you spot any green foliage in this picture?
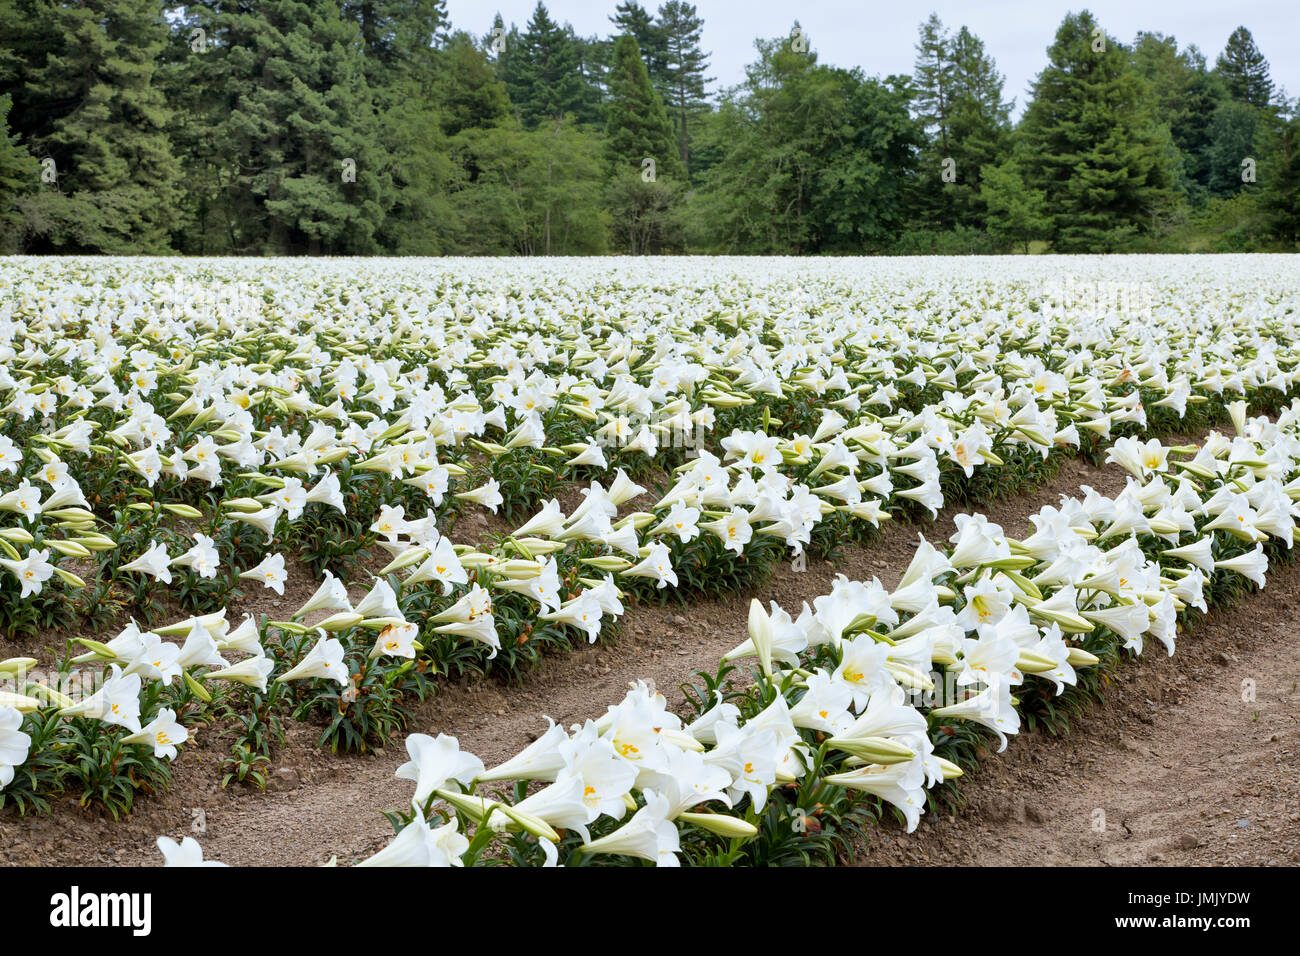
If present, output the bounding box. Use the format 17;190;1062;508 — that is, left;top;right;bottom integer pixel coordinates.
691;37;922;253
0;92;37;252
980;159;1051;252
4;0;182;253
499;2;601;128
0;3;1292;254
605;34;680;180
0;712;173;819
221;742;271;790
1018;11;1178;251
1215;26;1273;110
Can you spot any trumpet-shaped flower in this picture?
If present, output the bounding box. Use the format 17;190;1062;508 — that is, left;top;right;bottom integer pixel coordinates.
371;622;418;659
277;635;348;687
170;533;219;579
157;836;228;867
620;541;678;589
1216;544;1268;588
58;664;142;733
0;548;55;598
122;708;188;760
240;553;287;595
205;653;274;693
295;570;352;618
931;676;1020;751
121;541;173;584
822;757;928;833
357;814;468;867
0;705;31;790
579;790;681;867
395;732;485;806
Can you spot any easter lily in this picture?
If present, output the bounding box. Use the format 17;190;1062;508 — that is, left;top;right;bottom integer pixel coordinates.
122;708;188;760
157;836;228;867
276;635;348;687
58;664;142;733
0;705;31;789
395;733;485;806
240;553;287;595
357;815;468;867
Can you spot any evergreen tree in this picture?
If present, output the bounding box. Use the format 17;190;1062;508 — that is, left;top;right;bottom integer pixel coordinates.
439;31;511;137
604;34;682;252
980;158;1050;252
946;25;1011;226
655;2;711;177
611;2;667;82
1206;100;1261;198
501;3;599;128
909;17;1009;231
175;1;390;254
0;93;38;251
4;0;182;253
1255;102;1300;246
344;0;449;95
1018;11;1177;251
1215;26;1273;110
1131;33;1225;201
912;13;955;154
605;35;680;177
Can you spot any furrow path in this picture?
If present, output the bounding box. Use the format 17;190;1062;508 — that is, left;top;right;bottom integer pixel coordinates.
4;455;1155;866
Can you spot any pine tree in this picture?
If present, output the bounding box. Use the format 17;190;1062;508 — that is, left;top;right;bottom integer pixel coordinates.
912;13;955;154
947;25;1012;225
1131;34;1225;201
175;0;390;254
605;35;680;177
655;2;711;177
5;0;182;253
502;3;599;128
908;17;1009;231
909;14;957;230
611;2;667;83
1018;11;1177;251
1216;27;1273;110
1255;102;1299;246
344;0;449;96
604;33;682;253
0;93;38;251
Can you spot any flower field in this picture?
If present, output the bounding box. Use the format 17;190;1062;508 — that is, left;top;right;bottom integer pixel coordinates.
1;253;1299;867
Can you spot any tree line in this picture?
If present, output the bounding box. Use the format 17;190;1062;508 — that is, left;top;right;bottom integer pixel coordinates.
1;2;1296;255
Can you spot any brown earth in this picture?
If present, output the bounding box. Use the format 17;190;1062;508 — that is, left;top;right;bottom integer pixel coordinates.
3;449;1295;867
853;552;1300;867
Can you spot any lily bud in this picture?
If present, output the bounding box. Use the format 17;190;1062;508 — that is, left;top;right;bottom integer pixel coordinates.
677;812;759;838
316;612;363;632
1065;646;1101;667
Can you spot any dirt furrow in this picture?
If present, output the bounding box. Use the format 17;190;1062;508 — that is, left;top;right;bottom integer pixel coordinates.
3;454;1136;866
853;541;1300;867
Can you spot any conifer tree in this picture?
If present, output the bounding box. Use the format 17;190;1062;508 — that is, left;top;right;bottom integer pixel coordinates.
0;93;38;251
605;34;680;178
4;0;181;253
1018;11;1176;251
502;3;599;127
656;2;711;177
1215;27;1274;110
175;0;389;254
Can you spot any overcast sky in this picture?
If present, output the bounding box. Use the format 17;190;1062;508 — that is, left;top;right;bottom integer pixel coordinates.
445;0;1297;118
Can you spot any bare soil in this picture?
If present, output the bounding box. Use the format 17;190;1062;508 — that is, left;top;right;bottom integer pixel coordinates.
4;451;1295;867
